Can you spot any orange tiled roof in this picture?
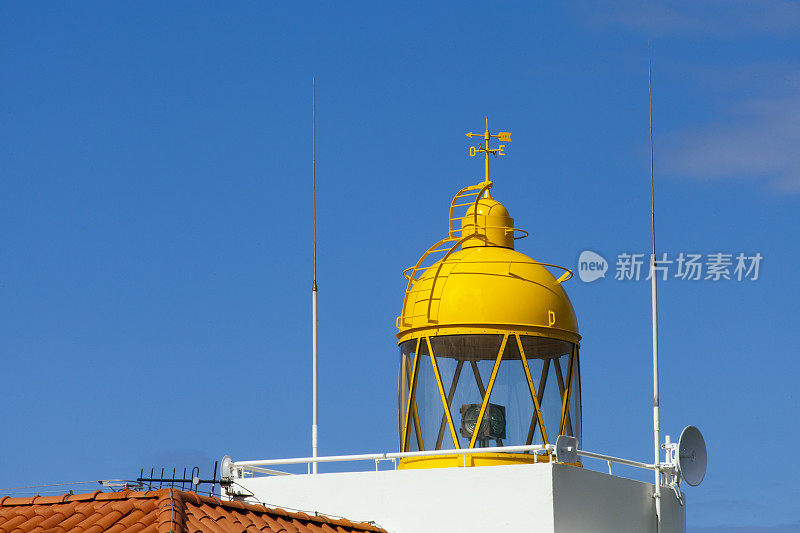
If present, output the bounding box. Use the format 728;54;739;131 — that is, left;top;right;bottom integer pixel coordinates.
0;488;385;533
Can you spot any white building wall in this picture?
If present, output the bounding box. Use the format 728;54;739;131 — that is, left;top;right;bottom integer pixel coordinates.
229;463;684;533
552;464;685;533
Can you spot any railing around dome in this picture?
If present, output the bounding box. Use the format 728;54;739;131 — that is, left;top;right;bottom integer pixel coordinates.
398;181;493;329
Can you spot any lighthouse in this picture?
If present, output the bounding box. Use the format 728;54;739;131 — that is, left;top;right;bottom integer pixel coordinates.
397;119;581;469
222;120;696;533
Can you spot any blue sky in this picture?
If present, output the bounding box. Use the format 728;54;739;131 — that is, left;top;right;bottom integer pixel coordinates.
1;2;798;531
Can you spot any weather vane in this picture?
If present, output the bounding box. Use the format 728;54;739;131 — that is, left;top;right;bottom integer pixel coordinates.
465;117;511;183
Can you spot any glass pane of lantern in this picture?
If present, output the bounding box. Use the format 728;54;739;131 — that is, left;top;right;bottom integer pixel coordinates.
431;351;459;450
483;337;534;448
519;336;574;359
398;339;418;451
474;358;495;395
524;355;546;445
541;355;566;444
449;357;485;448
518;336;576;445
570;351;582;446
430;335;502;449
553;355;571;437
412;338;446;452
430;334;503;360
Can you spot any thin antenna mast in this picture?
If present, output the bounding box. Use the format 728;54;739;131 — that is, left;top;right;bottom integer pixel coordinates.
312;78;319;474
648;41;662;530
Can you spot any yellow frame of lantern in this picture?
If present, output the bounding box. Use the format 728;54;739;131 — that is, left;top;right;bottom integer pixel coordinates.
398;331;580;469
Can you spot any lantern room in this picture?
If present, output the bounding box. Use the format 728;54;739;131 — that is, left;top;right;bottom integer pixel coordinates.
396;121;581;469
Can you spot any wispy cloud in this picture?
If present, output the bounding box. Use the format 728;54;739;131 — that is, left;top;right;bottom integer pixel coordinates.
682;63;800;99
662;94;800;192
577;0;800;37
574;1;800;192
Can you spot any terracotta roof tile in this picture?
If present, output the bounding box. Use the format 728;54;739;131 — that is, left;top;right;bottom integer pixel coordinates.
32;494;66;505
15;512;48;531
85;501;134;532
231;512;259;532
97;491;134;501
39;509;70;529
0;488;385;533
64;491;101;502
2;496;37;506
103;508;148;533
277;516;303;533
257;511;286;531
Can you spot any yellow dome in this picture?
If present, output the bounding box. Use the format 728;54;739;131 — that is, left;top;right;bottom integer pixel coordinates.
397;245;580;344
397;189;579;345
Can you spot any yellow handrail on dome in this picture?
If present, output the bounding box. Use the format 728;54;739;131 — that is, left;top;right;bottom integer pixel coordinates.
398;180;493;328
448;181;493;238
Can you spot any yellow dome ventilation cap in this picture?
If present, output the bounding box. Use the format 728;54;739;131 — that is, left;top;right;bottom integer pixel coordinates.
461;196;523;249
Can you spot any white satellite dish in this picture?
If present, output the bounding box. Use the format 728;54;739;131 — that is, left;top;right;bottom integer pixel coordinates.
220;454;234;481
677;425;707;487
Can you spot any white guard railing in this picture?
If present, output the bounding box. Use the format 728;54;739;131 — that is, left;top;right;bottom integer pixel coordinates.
228;444;656;477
